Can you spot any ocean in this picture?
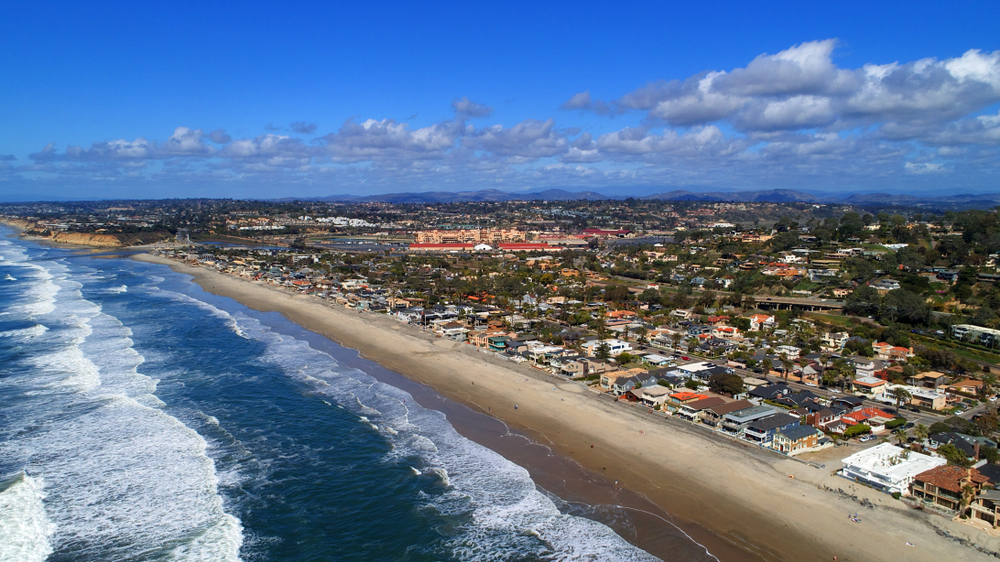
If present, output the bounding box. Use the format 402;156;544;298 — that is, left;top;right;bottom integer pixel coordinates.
0;227;712;561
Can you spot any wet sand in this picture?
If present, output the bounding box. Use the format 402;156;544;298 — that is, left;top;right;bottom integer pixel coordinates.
134;253;1000;562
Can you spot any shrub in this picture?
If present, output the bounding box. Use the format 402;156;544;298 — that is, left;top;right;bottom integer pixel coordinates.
885;418;907;430
844;424;872;439
892;492;901;500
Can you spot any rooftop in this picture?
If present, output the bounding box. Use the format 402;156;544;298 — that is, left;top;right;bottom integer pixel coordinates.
841;443;946;482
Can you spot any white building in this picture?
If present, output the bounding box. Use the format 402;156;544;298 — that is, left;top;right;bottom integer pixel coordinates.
581;339;632;357
839;443;946;495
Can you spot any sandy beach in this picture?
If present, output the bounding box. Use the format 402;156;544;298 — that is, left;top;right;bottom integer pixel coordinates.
135;252;1000;562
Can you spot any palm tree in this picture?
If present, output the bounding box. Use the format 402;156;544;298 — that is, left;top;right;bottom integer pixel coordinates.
893;428;908;446
981;373;997;400
891;387;912;411
914;423;930;444
635;326;648;344
670;332;682;351
780;352;793;383
762;357;774;378
961;481;978;515
819;352;831;368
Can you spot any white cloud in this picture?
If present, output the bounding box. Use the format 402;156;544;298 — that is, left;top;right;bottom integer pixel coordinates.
905;162;947;174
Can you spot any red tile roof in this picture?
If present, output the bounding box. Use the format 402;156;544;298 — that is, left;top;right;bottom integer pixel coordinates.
914;465;988;494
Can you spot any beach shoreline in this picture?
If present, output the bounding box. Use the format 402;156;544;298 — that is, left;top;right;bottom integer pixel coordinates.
133;252;1000;562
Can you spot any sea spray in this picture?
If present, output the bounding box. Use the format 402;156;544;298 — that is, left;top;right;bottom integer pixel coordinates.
0;473;56;562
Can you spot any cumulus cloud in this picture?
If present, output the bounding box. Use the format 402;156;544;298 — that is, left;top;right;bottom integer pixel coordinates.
451;97;493;118
15;43;1000;195
473;119;567;158
209;129;232;144
290;121;318;134
559;90;623;115
905;162;947;174
320;118;460;162
592;40;1000;141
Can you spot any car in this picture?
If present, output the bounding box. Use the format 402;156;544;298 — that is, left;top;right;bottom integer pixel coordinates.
990;396;998;402
905;422;915;429
859;435;875;443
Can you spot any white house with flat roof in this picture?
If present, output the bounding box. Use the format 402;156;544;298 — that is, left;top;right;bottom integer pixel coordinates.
839;443;946;495
875;383;947;411
581;338;632;357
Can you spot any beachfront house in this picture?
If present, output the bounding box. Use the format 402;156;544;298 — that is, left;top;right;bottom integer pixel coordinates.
676;397;727;422
638;386;672;408
720;405;779;438
701;400;753;428
839;443;946;496
487;336;510;352
910;465;989;512
742;413;800;446
771;425;822;454
971;490;1000;528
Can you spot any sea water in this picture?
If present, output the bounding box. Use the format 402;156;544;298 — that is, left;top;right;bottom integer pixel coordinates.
0;227;674;561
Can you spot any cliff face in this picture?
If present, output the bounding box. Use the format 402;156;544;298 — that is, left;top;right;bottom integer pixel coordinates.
48;232;131;247
0;218;35;230
0;219;173;247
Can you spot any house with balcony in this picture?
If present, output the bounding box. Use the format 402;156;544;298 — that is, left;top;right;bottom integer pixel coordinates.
701;400;754;427
748;314;776;331
743;413;800;445
908;371;949;389
720;405;779;438
839;443;946;495
851;376;887;396
910;465;989;512
771;425;822;454
581;338;632;357
637;386;672;408
872;342;912;362
821;332;849;349
970;489;1000;528
676;397;728;422
487;336;510;352
878;383;947;411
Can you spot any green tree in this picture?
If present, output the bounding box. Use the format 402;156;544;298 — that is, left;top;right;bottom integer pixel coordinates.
937;443;972;467
708;372;745;396
891;387;912;410
595;342;611;361
893;428;908;446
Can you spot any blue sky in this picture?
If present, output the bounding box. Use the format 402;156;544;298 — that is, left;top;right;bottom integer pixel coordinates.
2;1;999;200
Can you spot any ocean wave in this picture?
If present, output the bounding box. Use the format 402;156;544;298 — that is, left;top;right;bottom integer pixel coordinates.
0;473;56;562
0;324;48;338
235;313;661;562
0;244;244;561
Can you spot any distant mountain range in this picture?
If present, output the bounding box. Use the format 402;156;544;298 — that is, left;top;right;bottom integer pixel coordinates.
292;188;1000;210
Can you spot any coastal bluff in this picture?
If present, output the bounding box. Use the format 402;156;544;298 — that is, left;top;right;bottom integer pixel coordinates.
1;218;172;247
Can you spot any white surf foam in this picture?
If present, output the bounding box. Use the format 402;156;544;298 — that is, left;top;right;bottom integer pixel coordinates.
0;473;56;562
231;313;661;562
1;243;244;562
0;324;48;338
